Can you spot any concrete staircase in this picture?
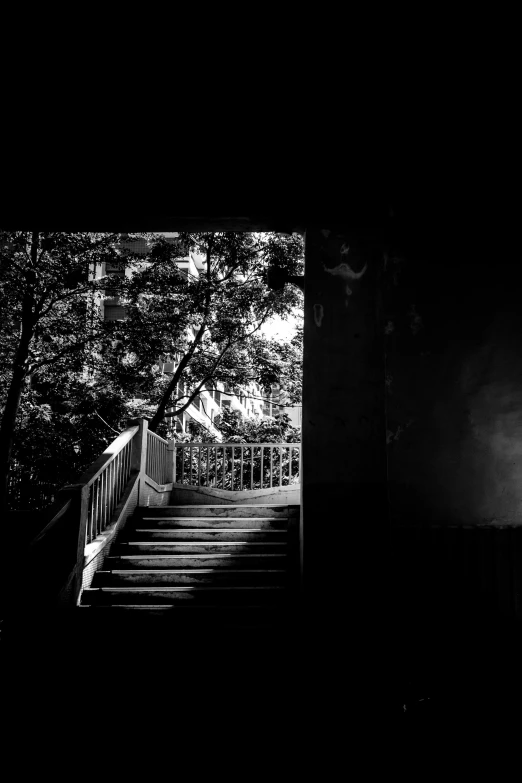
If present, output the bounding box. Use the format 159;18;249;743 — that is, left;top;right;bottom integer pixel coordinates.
80;504;299;628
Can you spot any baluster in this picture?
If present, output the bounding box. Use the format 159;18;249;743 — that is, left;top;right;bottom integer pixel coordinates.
104;467;109;530
261;447;264;489
87;487;93;545
232;446;235;490
99;471;104;534
280;446;283;487
125;442;130;482
107;462;112;522
122;444;127;485
270;447;273;488
95;475;101;538
189;444;193;485
251;447;254;490
240;446;244;491
198;445;202;486
88;480;94;543
207;446;210;486
116;453;121;501
107;462;112;520
103;468;108;531
181;445;185;484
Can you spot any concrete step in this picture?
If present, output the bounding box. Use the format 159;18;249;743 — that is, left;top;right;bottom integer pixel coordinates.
81;585;288;606
91;569;288;586
136;505;293;519
117;542;288;554
135;517;289;530
104;553;288;569
133;529;288;541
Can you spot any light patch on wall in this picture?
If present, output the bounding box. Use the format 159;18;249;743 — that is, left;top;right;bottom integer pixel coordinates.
321;229;331;238
385;321;395;335
323;259;368;296
313;304;324;327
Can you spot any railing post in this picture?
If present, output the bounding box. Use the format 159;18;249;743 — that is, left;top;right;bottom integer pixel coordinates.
168;440;176;484
129;418;148;505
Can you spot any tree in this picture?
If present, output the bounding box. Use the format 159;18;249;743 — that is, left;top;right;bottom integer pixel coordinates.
0;231;147;510
111;232;304;434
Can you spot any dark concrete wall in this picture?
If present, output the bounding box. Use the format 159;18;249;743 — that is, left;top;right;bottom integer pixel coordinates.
386;252;522;527
301;229;387;617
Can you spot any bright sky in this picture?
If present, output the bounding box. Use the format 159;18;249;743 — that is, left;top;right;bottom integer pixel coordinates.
261;310;302;342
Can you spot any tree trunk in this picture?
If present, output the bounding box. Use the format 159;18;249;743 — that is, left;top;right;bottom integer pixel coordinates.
0;322;34;510
0;231;38;511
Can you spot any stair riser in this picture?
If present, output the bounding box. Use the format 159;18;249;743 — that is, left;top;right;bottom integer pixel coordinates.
118;543;288;554
132;530;288;541
136;506;293;519
82;589;288;606
132;518;289;530
92;571;289;586
104;555;288;569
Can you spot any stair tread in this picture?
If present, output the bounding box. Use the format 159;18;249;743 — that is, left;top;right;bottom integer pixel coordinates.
124;542;287;546
136;527;287;531
136;517;287;533
100;569;287;574
147;503;292;509
115;553;287;558
83;585;286;593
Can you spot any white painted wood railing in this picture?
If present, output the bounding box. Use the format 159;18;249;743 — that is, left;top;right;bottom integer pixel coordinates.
28;421;146;609
70;425;139;547
171;442;301;491
146;429;170;485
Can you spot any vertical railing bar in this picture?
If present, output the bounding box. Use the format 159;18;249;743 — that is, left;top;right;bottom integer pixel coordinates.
189;444;193;486
94;475;99;538
198;445;202;486
232;446;235;491
240;446;244;491
103;468;108;532
99;470;104;535
115;452;120;502
87;487;93;545
89;479;95;543
280;446;283;487
251;447;254;490
105;460;114;527
104;467;109;531
270;447;273;488
106;462;112;524
261;447;264;490
91;485;96;545
96;475;101;538
111;459;116;516
207;446;210;487
181;445;185;485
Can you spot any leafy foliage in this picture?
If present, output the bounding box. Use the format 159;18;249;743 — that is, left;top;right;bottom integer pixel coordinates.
0;231;303;510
